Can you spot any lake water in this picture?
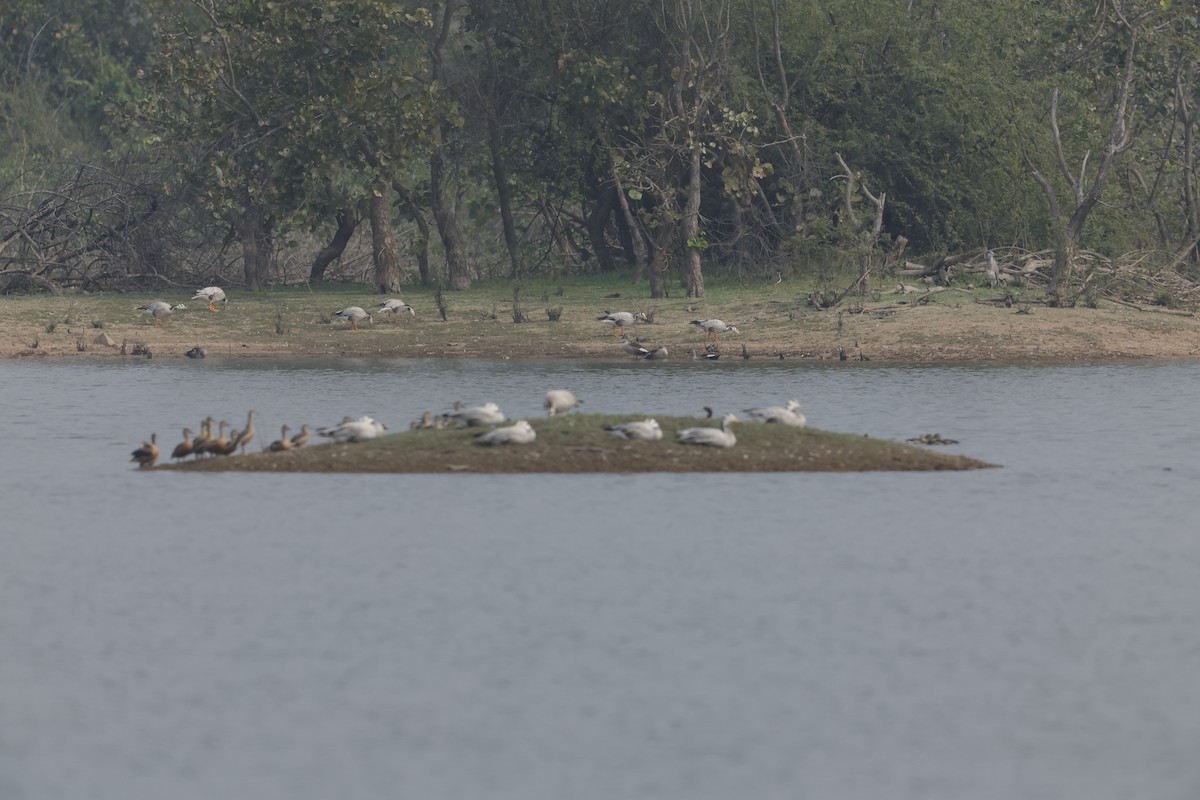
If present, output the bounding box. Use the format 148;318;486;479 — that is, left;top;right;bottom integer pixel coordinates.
2;356;1199;800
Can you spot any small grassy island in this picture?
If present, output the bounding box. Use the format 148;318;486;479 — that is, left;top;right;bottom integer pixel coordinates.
156;414;996;474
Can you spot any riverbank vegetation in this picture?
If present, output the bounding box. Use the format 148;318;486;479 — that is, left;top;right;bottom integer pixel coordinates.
155;414;996;474
2;1;1199;313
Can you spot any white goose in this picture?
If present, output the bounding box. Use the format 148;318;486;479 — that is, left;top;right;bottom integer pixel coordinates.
191;286;227;312
604;418;663;441
138;301;186;325
744;399;806;427
677;413;740;448
378;299;415;317
690;318;740;342
597;310;647;337
318;415;387;442
475;420;536;446
333;306;373;331
445;402;506;427
544;389;581;416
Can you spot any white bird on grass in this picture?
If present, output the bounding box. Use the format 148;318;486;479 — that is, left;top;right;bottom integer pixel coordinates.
475;420;536;446
318;415;387;442
544;389;581;416
689;318;740;343
445;402;506;427
191;286;227;312
597;310;647;337
378;299;415;317
744;399;806;427
333;306;373;331
604;418;663;441
677;413;740;448
138;301;186;325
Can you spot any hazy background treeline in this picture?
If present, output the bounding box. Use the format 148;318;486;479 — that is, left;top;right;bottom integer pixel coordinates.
1;0;1196;302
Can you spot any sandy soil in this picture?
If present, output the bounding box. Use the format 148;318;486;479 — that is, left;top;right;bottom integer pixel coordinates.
6;295;1200;362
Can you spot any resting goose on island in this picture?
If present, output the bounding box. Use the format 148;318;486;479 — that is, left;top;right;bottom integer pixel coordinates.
677;413;740;448
544;389;581;416
268;425;292;452
604;418;663;441
191;286;227;312
289;424;313;448
744;399;806;427
318;416;387;442
444;402;506;427
475;420;536;446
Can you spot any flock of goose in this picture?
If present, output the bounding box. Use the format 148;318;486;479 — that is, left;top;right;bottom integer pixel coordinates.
137;288;741;362
127;287;782;468
131;390;807;468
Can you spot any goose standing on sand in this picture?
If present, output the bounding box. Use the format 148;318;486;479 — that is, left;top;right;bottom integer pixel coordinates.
171;428;195;462
195;420;228;458
544;389;581;416
677;413;741;448
138;301;186;326
318;416;387;442
475;420;536;446
236;409;257;453
333;307;373;331
744;399;806;427
604;419;663;441
445;402;506;427
690;319;740;343
290;424;313;448
131;433;159;468
192;286;227;312
268;425;292;452
597;311;647;337
378;299;415;318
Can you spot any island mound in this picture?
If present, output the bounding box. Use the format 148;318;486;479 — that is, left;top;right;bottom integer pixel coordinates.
155;414;996;474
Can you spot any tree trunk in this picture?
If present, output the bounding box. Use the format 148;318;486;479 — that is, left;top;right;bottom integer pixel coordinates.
611;166;648;283
429;0;469;290
482;41;521;279
231;207;273;292
682;146;705;298
369;182;403;293
309;207;358;284
584;187;618;273
430;139;469;289
394;181;432;285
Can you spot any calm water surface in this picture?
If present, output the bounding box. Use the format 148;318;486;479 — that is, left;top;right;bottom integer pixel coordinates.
2;357;1199;800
